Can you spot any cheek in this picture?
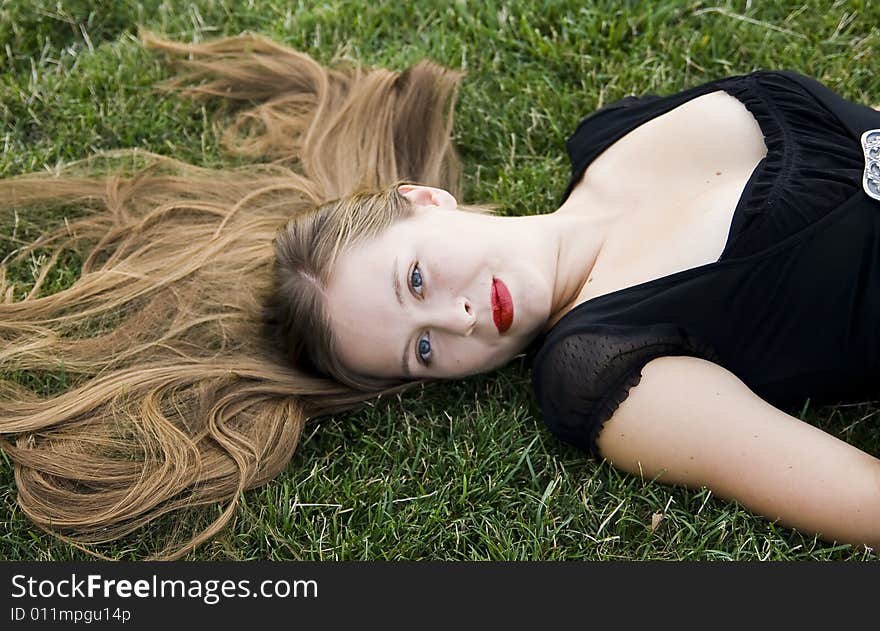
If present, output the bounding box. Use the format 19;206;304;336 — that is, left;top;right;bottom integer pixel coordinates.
443;337;508;374
427;244;489;275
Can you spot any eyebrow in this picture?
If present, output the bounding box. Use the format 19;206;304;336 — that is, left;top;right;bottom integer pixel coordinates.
393;256;412;378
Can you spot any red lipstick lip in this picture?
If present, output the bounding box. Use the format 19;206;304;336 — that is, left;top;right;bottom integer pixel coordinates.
491;277;514;334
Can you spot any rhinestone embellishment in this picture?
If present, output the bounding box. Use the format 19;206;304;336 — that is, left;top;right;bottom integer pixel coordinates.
863;129;880;201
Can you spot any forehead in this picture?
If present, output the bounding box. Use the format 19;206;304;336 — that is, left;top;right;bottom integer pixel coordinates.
322;216;416;379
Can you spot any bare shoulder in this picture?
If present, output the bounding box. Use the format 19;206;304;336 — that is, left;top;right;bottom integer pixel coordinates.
596;355;794;481
595;355;880;549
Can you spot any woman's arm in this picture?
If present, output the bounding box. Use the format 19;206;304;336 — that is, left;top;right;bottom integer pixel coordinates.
595;355;880;551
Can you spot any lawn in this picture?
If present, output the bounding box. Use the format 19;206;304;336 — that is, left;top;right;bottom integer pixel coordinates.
1;0;878;560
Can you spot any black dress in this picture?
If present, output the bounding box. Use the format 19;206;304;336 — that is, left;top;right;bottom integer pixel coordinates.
527;70;880;458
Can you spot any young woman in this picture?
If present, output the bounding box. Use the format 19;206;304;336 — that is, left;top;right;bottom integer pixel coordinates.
1;32;878;559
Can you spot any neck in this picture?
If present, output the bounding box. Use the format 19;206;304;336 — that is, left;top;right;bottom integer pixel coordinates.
491;198;620;334
545;205;616;331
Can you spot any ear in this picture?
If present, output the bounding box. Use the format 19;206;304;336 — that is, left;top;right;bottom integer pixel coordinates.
397;184;457;210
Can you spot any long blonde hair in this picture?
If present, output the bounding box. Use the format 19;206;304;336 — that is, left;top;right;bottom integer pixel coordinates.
0;31;493;559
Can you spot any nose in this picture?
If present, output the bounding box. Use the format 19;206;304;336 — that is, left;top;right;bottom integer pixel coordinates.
436;296;475;337
459;296;476;336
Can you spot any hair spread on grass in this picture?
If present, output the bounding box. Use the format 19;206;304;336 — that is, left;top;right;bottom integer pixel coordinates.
0;30;495;559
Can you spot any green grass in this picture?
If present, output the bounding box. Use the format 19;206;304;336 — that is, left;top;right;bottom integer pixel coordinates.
1;0;879;560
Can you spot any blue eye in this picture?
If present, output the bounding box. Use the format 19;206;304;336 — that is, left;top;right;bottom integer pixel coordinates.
417;333;432;365
410;263;423;296
409;262;431;366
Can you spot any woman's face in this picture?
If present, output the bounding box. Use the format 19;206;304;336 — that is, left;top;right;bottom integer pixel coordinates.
324;185;556;381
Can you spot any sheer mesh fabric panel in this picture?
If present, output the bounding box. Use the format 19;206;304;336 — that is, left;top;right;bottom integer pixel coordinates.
531;323;722;458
